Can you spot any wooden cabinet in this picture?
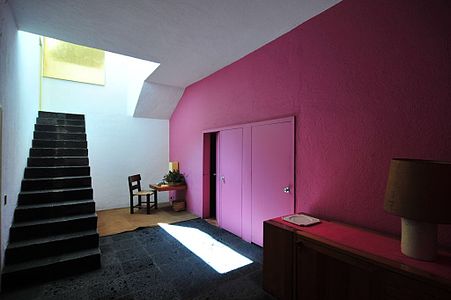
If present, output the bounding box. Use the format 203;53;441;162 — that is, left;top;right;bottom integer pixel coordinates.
263;219;451;300
295;238;377;300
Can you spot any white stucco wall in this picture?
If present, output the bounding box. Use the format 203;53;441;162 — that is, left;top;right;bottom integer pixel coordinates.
0;3;41;271
41;52;169;210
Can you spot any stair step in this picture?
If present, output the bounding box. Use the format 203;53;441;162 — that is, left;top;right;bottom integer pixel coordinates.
36;118;85;126
1;247;100;289
35;124;85;133
24;166;90;178
14;199;95;222
38;111;85;120
10;213;97;242
32;139;87;148
30;147;87;157
21;175;91;191
34;131;87;141
18;187;93;205
5;230;99;265
27;156;89;167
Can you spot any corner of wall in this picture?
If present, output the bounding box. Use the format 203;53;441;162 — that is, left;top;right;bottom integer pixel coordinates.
0;3;41;272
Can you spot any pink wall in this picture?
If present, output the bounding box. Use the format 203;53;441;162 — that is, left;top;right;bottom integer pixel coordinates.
170;0;451;246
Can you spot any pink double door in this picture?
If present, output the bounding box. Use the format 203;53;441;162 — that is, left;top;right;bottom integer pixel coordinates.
218;118;294;246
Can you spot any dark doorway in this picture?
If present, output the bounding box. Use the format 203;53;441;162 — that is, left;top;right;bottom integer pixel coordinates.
209;133;217;218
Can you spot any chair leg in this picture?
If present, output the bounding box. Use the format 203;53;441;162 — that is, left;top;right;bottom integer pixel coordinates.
130;196;134;214
138;195;142;208
154;193;158;209
146;194;150;214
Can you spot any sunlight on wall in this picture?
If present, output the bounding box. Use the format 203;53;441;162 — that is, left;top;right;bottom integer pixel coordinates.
43;37;105;85
159;223;252;274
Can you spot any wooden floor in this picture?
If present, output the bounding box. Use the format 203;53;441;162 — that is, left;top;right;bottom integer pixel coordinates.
97;203;198;236
205;218;218;227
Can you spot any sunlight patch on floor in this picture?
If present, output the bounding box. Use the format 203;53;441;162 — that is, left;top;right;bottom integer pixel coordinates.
159;223;252;274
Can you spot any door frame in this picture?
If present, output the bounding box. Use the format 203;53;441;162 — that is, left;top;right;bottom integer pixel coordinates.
202;116;295;241
0;106;2;272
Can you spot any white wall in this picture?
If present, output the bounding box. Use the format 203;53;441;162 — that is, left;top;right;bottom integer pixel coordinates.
0;2;41;271
42;52;169;210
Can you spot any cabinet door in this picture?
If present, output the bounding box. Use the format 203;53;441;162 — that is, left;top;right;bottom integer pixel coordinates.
380;270;451;300
251;121;294;246
296;239;378;300
218;128;243;237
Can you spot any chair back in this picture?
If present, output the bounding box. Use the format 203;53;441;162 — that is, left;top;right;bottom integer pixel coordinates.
128;174;142;196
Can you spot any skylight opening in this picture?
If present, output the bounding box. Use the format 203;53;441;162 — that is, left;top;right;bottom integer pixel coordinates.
158;223;253;274
36;35;160;115
43;37;106;85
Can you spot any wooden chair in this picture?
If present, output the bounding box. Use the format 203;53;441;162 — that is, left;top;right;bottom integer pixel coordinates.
128;174;157;214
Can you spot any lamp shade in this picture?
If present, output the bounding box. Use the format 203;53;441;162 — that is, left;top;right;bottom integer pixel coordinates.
384;158;451;223
169;161;179;171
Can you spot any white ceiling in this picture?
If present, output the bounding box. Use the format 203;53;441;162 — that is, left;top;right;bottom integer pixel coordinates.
9;0;341;119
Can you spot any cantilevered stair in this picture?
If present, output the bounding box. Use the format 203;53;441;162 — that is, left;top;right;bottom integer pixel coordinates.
2;111;100;288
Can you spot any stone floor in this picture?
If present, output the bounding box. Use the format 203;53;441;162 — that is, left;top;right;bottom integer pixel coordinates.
1;219;274;300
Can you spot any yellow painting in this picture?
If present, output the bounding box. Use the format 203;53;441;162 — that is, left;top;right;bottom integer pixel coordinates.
43;37;105;85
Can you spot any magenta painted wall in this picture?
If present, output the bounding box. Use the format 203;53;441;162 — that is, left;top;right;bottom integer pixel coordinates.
170;0;451;246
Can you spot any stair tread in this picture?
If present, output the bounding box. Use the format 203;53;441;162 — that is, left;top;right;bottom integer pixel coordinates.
29;156;88;159
7;229;98;249
16;199;94;210
37;117;84;122
25;165;89;169
3;247;100;274
38;115;85;118
39;111;85;117
33;139;86;142
37;117;85;122
30;147;86;150
12;213;97;228
34;131;86;136
36;121;85;125
36;124;85;127
22;175;91;181
20;186;92;195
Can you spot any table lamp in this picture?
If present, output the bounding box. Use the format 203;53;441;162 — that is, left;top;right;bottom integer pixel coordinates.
169;161;179;171
384;158;451;261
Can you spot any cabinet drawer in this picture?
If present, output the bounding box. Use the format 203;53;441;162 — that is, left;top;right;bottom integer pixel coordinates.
295;238;378;300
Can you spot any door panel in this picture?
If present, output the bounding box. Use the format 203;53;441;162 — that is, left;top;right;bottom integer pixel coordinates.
251;121;294;246
219;128;243;237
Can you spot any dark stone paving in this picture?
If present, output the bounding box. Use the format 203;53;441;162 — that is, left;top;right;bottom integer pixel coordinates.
1;219;274;300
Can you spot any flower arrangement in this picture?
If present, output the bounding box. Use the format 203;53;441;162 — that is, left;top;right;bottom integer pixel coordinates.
161;170;185;185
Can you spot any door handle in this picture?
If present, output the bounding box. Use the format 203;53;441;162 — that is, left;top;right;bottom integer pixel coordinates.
283;186;290;193
221;176;225;183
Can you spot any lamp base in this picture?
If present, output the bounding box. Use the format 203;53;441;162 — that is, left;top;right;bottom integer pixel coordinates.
401;218;437;261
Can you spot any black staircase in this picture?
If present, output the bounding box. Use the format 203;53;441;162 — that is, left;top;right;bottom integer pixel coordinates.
2;111;100;289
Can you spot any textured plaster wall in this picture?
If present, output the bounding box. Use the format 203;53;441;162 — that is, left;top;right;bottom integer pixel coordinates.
170;0;451;246
0;3;41;270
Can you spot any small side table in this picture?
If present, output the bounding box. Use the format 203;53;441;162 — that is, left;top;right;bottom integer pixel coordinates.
149;183;187;209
